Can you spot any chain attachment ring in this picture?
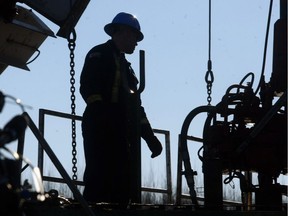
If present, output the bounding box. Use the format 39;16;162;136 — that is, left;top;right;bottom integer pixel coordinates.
205;60;214;105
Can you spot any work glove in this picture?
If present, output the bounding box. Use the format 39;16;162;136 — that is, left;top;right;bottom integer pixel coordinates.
146;135;162;158
140;113;162;158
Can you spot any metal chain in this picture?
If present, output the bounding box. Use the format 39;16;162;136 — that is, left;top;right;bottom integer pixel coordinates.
68;29;77;181
205;0;214;105
205;60;214;105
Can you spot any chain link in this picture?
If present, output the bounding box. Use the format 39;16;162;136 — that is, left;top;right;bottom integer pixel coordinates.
205;60;214;105
68;29;78;181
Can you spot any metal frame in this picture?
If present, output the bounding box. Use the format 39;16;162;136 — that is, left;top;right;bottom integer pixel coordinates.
20;112;95;216
143;129;173;204
37;108;173;204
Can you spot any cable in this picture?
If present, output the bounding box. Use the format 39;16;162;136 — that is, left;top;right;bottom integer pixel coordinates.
6;39;41;65
4;94;25;112
208;0;212;62
205;0;214;105
26;49;40;65
255;0;274;95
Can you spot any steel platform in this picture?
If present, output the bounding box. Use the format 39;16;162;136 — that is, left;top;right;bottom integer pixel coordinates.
21;203;287;216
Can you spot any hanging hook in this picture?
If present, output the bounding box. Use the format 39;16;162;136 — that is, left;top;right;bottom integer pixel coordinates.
68;28;77;43
205;60;214;84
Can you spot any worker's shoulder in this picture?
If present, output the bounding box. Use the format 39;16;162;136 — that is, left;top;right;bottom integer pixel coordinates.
87;41;113;59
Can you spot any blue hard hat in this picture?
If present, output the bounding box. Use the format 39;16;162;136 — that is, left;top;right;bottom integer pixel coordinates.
104;12;144;41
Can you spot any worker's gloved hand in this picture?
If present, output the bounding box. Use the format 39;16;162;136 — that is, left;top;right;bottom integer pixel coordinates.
147;136;162;158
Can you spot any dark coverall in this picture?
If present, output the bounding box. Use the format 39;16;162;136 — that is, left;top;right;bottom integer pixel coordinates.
80;40;162;204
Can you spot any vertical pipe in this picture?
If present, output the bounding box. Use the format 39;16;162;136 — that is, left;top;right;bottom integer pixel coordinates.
176;135;183;205
244;171;253;210
270;0;287;93
38;109;44;176
280;0;287;19
203;158;223;209
17;124;25;173
165;131;172;203
138;50;145;93
17;123;25;189
130;50;146;203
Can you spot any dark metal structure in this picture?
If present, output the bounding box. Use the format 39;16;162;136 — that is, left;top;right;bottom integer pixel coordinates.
0;0;90;73
35;108;172;203
177;0;287;210
0;0;287;215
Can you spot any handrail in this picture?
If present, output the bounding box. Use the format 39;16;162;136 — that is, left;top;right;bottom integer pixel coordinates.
138;50;145;93
22;112;95;216
37;108;173;204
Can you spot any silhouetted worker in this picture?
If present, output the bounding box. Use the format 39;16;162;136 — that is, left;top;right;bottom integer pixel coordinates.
80;12;162;205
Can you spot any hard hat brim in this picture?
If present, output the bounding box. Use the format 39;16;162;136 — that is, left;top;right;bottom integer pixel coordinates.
104;23;144;42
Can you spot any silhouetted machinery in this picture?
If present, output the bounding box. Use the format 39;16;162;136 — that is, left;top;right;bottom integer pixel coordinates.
0;1;92;215
180;0;287;210
0;0;90;73
0;92;28;215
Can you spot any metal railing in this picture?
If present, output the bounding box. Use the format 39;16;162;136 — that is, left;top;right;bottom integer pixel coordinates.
143;128;172;203
37;108;173;203
20;112;95;216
